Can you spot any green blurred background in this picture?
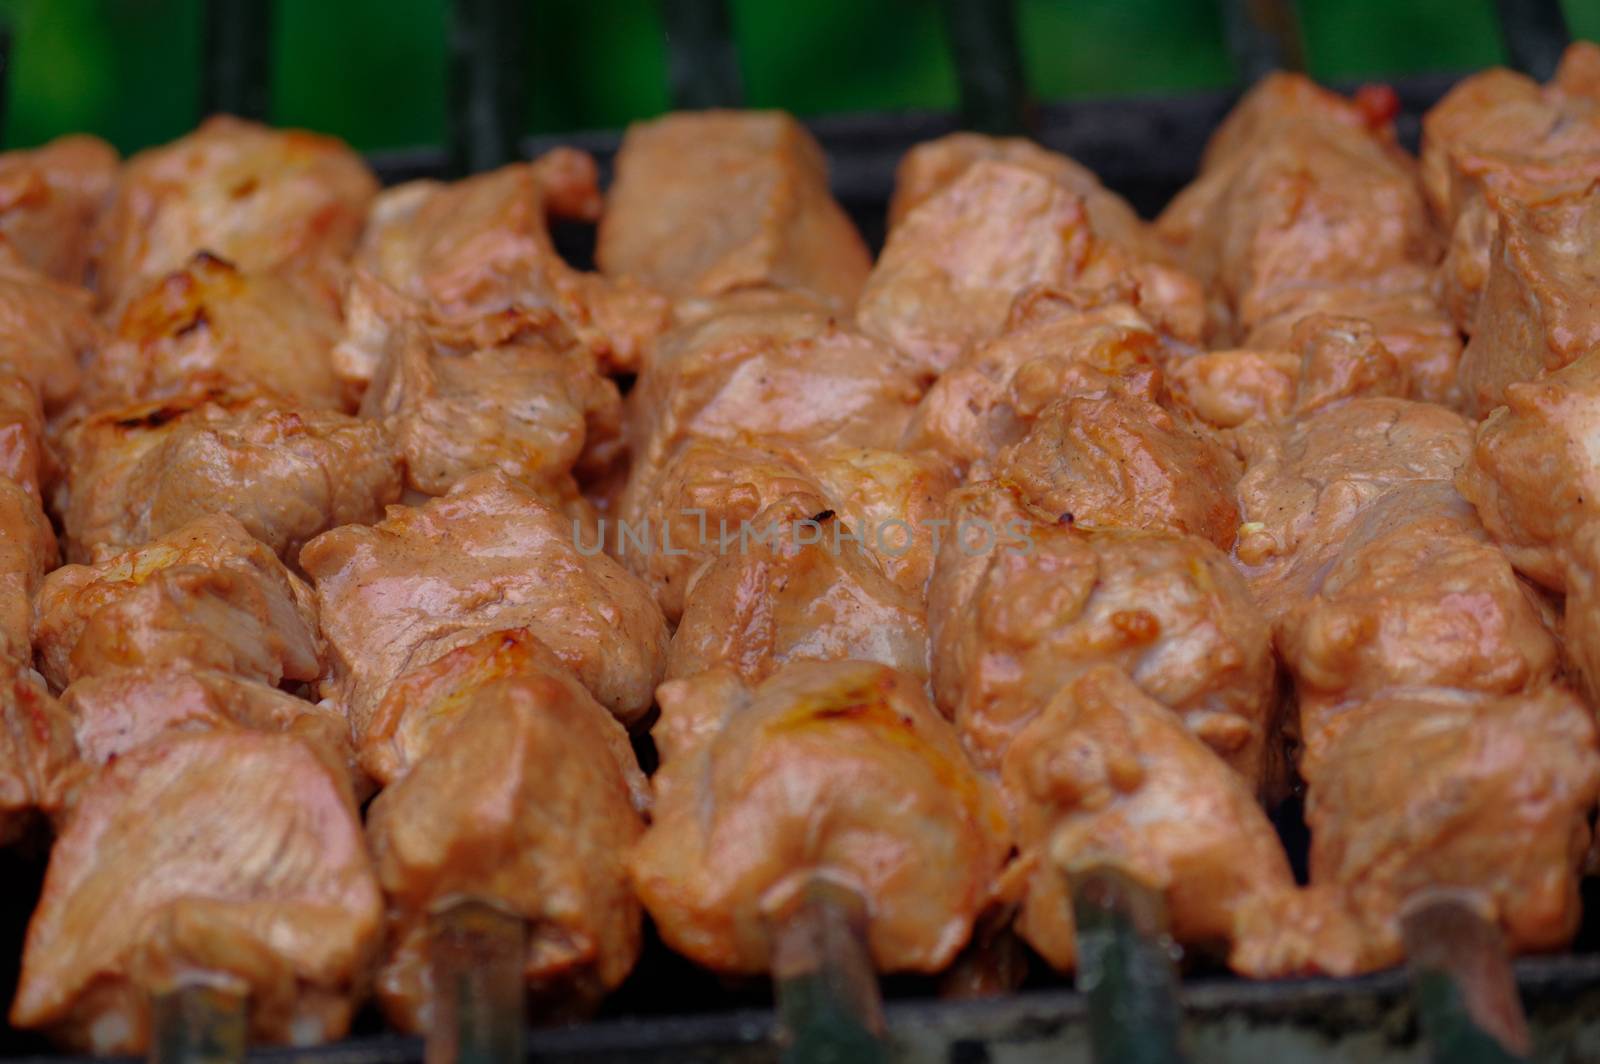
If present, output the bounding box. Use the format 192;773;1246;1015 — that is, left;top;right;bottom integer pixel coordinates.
0;0;1596;155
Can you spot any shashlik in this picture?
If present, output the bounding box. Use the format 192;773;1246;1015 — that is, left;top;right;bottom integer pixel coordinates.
0;45;1596;1056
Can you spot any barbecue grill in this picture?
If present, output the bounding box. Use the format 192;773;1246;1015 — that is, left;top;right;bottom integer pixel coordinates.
2;1;1597;1060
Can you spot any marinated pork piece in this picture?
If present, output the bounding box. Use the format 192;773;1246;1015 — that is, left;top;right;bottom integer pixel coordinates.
366;666;646;1030
903;296;1165;473
0;372;52;499
301;470;668;738
1232;398;1474;621
994;391;1241;550
1420;42;1600;328
32;514;323;691
1236;685;1599;977
0;476;59;663
83;252;347;412
357;150;668;374
1461;346;1600;590
1000;667;1295;972
622;438;954;623
54;393;402;565
358;316;621;503
0;663;76;844
10;731;383;1053
58;666;355;791
1455;160;1600;413
0;135;117;284
598;111;871;315
929;483;1276;785
1277;484;1559;711
1156;75;1459;404
616;292;923;533
630;661;1009;974
1168;314;1410;430
666;502;931;687
888;133;1166;264
0;261;107;414
93;116;376;315
358;627;648;807
859;161;1206;380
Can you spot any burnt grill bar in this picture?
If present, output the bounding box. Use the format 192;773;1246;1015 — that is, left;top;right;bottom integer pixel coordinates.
1493;0;1572;78
448;0;527;175
201;0;274;121
661;0;743;110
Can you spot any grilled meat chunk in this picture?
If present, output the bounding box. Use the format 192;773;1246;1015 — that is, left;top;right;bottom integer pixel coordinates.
366;646;646;1030
860;161;1204;380
55;393;401;565
85;252;347;412
93;116;375;315
1157;75;1458;403
1001;666;1295;973
33;514;323;691
616;292;923;534
0;663;76;843
301;470;668;738
993;391;1241;550
598;111;870;315
1420;42;1600;330
358;316;620;503
1231;398;1474;622
0;135;117;284
903;297;1166;474
630;661;1008;974
356;151;668;373
10;731;382;1053
930;483;1276;786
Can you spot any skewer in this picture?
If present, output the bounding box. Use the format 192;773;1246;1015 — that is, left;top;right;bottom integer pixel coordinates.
427;895;528;1064
770;878;888;1064
661;0;743;110
201;0;273;121
148;981;247;1064
448;0;528;175
1219;0;1306;81
938;0;1029;135
1491;0;1570;81
1068;863;1189;1064
1400;891;1532;1064
939;905;1028;999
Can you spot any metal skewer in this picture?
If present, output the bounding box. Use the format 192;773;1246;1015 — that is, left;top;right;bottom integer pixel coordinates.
149;981;247;1064
770;878;887;1064
427;896;528;1064
939;905;1028;999
1068;863;1189;1064
1401;891;1532;1064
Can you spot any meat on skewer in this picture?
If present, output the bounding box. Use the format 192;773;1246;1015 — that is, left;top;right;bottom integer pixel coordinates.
1156;73;1460;405
301;469;669;739
364;627;648;1032
92;116;376;319
54;393;402;566
598;111;872;316
352;149;668;375
10;730;382;1054
0;134;118;285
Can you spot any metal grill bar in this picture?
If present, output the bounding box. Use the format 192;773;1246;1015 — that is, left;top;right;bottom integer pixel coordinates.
662;0;743;110
201;0;273;120
940;0;1030;134
449;0;528;175
1493;0;1571;79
